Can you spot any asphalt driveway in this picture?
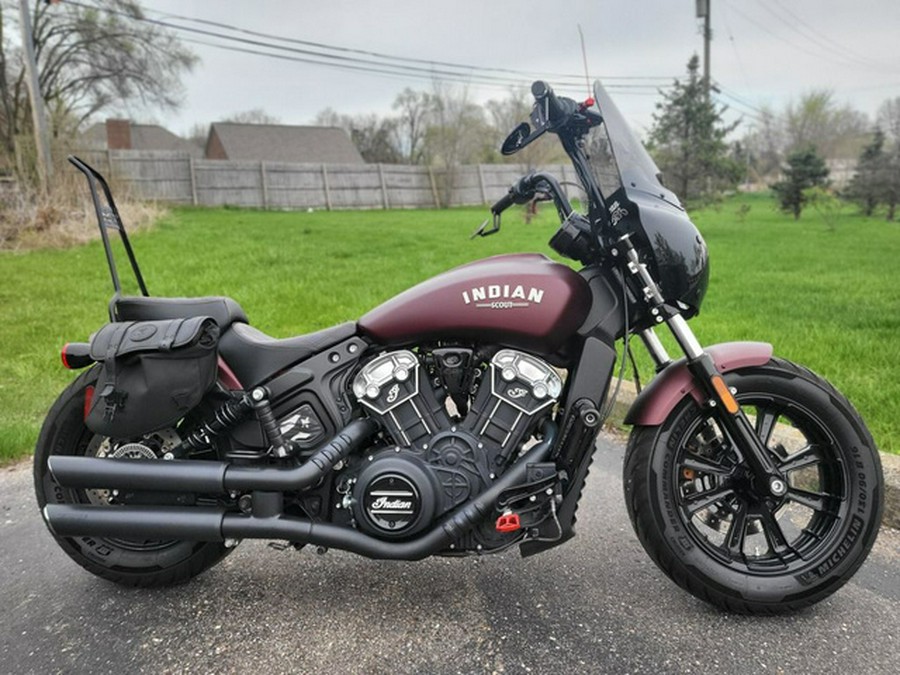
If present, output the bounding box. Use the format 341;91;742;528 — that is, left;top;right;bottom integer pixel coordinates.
1;433;898;674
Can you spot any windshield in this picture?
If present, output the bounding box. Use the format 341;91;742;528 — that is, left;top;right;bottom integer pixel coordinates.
585;81;683;210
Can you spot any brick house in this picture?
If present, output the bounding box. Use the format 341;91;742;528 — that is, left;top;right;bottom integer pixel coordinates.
82;119;204;156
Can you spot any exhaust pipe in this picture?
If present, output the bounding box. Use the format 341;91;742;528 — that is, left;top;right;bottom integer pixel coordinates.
48;417;379;494
44;422;557;561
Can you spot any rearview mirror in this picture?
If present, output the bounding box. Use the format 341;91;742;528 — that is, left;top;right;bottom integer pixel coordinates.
500;122;547;155
501;122;534;156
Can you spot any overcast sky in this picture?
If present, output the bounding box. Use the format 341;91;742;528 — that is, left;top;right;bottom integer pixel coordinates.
131;0;900;138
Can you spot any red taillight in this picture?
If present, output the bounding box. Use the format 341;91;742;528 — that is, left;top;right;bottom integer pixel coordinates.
60;343;93;370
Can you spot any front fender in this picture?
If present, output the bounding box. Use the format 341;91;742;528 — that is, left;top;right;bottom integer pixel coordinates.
624;342;773;426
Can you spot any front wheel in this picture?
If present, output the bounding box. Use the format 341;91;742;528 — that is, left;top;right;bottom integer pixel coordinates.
623;357;883;614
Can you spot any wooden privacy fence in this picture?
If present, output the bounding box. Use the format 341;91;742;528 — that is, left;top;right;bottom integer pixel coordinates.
74;150;581;210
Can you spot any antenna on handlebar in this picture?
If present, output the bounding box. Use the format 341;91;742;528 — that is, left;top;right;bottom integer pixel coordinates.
577;24;592;99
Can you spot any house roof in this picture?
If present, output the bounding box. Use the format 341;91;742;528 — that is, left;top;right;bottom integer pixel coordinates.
208;123;364;163
129;125;203;155
81;122;204;156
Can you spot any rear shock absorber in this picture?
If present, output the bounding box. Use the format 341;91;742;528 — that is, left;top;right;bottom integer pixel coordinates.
167;387;295;460
166;393;255;459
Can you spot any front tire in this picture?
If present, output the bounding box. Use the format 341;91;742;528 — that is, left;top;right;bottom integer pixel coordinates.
34;368;231;587
623;357;883;614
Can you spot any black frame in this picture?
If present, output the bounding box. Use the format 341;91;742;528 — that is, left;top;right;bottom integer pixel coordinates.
68;156;149;318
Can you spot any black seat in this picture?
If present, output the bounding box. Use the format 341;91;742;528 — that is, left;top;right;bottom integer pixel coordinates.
114;296;249;329
218;321;358;387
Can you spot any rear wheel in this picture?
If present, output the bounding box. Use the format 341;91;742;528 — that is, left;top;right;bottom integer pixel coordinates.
623;358;883;614
34;368;232;587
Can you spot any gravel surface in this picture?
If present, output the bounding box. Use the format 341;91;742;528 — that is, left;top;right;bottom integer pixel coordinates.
2;433;898;675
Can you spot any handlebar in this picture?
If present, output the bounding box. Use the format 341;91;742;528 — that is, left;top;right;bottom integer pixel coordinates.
490;190;516;216
480;79;608;245
531;80;574;127
490;172;573;219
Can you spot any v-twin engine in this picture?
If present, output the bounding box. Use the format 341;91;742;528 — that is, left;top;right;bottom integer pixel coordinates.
346;348;561;542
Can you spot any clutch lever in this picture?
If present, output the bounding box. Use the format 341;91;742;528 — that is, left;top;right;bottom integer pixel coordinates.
470;212;501;239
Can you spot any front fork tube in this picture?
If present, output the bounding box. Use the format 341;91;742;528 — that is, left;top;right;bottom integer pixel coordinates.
619;235;787;498
684;351;787;496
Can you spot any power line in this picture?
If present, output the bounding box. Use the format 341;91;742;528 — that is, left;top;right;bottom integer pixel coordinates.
714;82;766;115
713;88;765;123
718;1;753;92
767;0;896;71
60;1;675;92
754;0;899;74
724;0;900;76
176;36;643;95
148;6;676;84
178;35;669;98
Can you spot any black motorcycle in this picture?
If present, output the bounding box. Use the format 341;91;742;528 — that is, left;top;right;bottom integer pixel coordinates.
35;80;883;613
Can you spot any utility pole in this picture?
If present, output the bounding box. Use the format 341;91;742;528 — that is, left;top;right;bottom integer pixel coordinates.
696;0;712;99
18;0;53;193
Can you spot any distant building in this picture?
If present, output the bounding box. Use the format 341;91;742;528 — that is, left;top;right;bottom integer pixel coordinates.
205;123;364;163
81;119;204;156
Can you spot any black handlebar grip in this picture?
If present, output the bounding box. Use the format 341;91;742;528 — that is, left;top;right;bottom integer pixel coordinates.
491;190;516;215
531;80;565;123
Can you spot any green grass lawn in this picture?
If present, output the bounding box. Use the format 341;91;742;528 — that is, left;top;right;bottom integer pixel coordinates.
1;192;898;463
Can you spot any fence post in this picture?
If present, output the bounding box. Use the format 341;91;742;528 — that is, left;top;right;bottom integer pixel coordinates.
427;166;440;208
477;164;488;204
377;163;390;209
260;161;269;209
106;148;113;178
188;156;198;206
322;164;332;211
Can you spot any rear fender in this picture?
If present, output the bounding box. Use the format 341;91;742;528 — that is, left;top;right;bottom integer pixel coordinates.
624;342;773;426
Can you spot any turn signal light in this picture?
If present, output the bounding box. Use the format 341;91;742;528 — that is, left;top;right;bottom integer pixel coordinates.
711;375;739;414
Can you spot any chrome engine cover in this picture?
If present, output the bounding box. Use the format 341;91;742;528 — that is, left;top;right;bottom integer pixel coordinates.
347;348;562;540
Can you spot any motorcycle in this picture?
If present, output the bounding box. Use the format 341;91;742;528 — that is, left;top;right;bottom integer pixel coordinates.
35;80;883;614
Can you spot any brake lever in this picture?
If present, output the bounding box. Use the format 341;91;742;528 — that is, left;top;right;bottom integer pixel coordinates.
470;212;501;239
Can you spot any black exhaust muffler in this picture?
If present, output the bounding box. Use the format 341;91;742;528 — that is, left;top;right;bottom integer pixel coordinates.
44;422;557;560
48;417;378;494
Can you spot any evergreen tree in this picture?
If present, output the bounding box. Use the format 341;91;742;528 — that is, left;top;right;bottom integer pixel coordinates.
846;130;886;216
648;55;741;201
771;147;830;219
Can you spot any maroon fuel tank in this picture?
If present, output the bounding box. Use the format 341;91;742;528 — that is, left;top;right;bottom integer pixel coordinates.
358;254;591;354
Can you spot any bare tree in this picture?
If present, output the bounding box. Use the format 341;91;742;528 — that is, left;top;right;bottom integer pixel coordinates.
391;87;429;164
783;90;869;160
313;108;400;164
742;104;784;180
423;82;492;167
0;0;196;175
223;108;281;125
877;97;900;144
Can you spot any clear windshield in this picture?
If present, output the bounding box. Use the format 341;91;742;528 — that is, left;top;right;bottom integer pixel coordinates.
586;81;683;210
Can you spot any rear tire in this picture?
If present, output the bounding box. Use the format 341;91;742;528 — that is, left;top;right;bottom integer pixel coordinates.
34;368;231;587
623;357;883;614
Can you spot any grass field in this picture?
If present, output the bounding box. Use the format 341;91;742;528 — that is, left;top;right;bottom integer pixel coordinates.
1;192;898;463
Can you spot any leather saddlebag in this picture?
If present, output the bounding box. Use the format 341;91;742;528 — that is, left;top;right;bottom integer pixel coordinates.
85;317;220;438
